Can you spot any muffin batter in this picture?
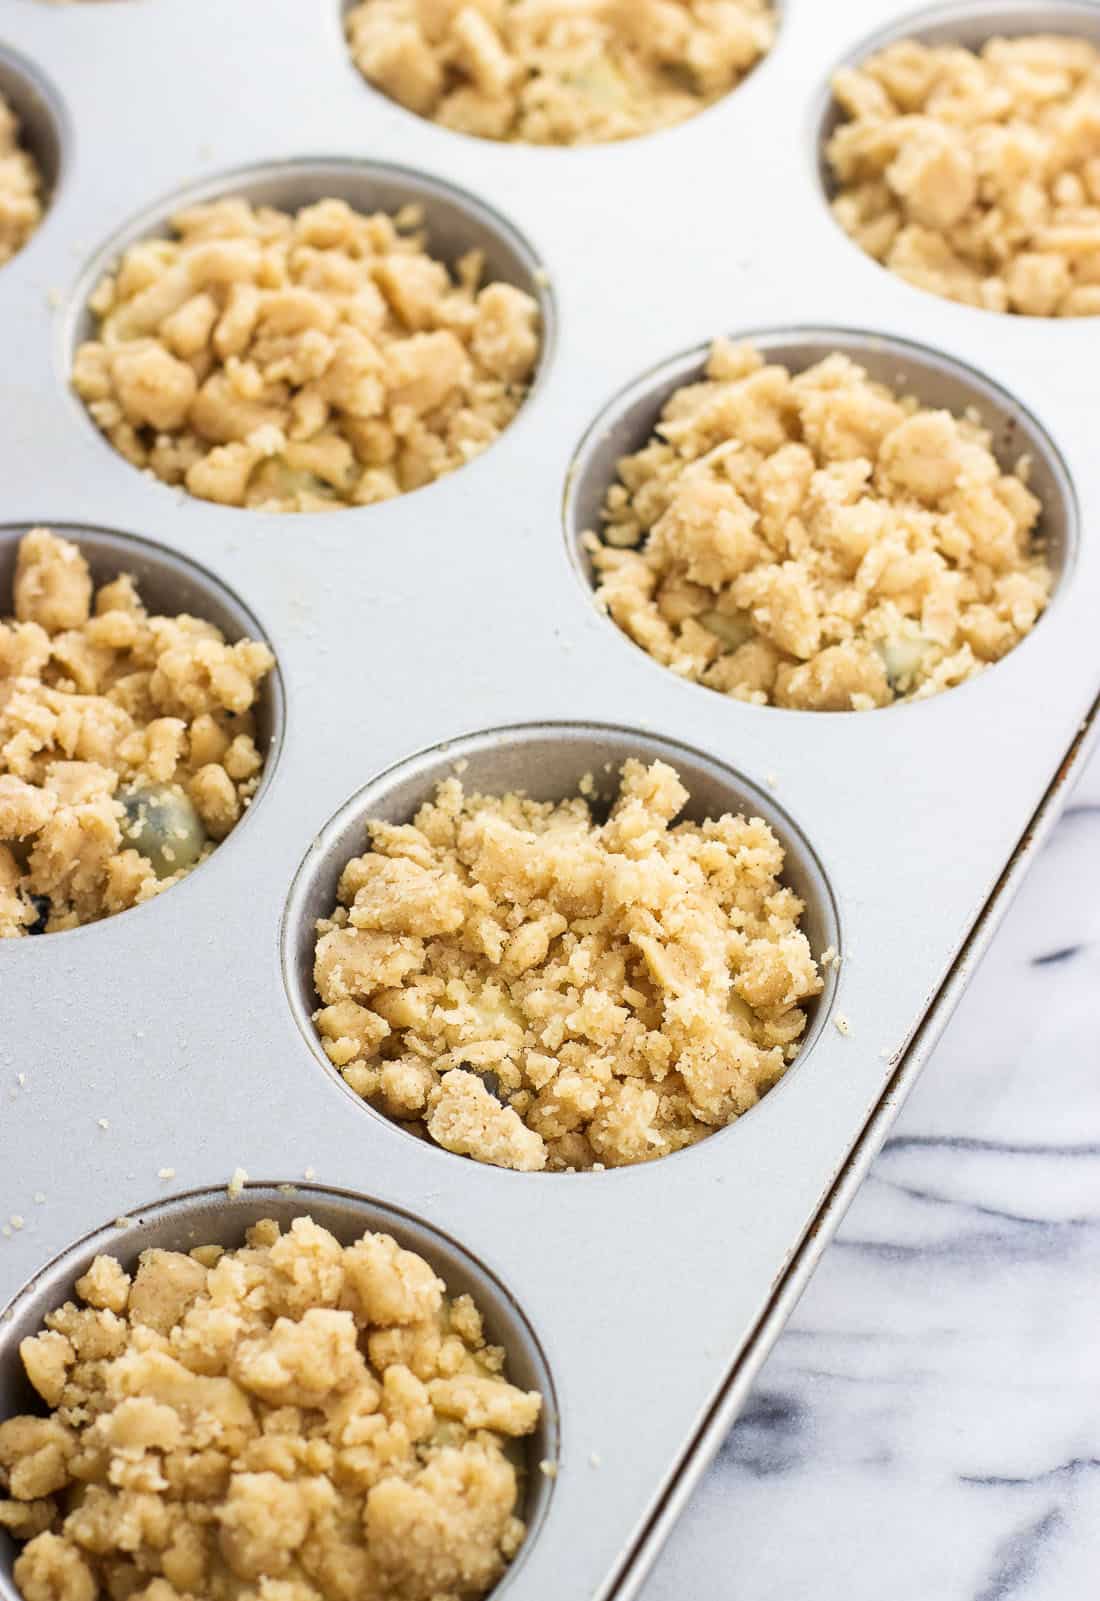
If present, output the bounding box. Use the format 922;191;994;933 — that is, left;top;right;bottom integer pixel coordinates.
346;0;775;146
0;92;43;266
0;1215;542;1601
827;33;1100;315
72;197;541;512
0;528;274;936
312;759;822;1171
588;341;1052;709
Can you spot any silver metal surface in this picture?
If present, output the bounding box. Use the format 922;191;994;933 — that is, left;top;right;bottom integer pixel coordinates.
1;1;1099;1597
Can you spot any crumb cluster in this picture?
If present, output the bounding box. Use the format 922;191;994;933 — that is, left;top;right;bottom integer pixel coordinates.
0;1216;542;1601
0;93;43;267
312;758;822;1172
72;197;541;512
0;528;274;937
346;0;775;146
827;34;1100;316
587;340;1052;710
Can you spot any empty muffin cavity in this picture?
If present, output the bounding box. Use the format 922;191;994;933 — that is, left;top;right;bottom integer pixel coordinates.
0;525;281;938
0;47;64;267
567;330;1073;711
344;0;777;146
0;1185;556;1601
820;4;1100;315
69;161;548;513
283;724;838;1173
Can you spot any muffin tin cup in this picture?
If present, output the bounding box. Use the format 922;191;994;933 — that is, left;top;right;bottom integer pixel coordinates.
565;325;1078;698
0;1184;559;1598
0;41;66;223
61;155;555;503
0;518;285;750
0;519;285;940
3;1;1100;1598
337;0;788;152
282;720;841;1156
815;1;1100;309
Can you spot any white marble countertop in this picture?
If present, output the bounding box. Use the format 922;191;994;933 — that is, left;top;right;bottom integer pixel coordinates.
643;746;1100;1601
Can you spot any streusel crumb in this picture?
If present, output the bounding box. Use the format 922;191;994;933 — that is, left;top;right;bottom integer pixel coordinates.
0;92;43;266
346;0;775;146
312;758;822;1171
0;528;274;937
587;340;1051;709
828;34;1100;315
0;1216;542;1601
72;197;541;512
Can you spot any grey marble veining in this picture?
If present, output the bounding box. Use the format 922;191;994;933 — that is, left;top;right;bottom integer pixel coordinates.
643;748;1100;1600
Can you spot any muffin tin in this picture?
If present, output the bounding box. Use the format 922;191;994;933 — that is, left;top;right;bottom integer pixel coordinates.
2;0;1100;1597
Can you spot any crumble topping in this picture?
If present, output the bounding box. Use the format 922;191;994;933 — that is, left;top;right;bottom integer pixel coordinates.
73;197;541;512
346;0;775;145
586;340;1052;709
0;1216;542;1601
0;93;42;267
0;528;273;936
312;758;822;1171
827;33;1100;315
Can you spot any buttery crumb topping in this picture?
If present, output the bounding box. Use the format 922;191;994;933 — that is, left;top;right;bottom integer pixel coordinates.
312;758;822;1171
0;1216;543;1601
1;529;274;938
73;198;541;512
0;92;42;267
827;33;1100;316
346;0;775;146
587;340;1051;709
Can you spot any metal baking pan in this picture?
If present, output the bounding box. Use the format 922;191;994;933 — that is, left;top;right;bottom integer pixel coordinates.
2;0;1099;1596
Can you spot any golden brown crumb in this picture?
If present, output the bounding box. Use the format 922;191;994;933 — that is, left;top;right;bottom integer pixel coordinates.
346;0;775;146
0;1216;542;1601
72;196;542;512
587;340;1051;710
0;93;42;267
312;758;822;1171
828;34;1100;315
0;529;274;938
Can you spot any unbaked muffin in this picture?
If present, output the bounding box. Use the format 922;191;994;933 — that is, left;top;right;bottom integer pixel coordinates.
827;33;1100;315
346;0;775;146
72;197;541;512
0;1215;542;1601
0;528;274;936
312;758;822;1171
587;340;1052;709
0;91;43;266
